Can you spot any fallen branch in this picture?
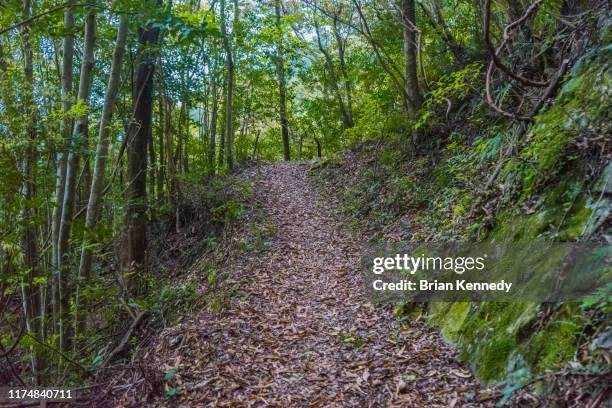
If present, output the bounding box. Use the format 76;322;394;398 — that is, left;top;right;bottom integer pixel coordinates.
98;310;146;372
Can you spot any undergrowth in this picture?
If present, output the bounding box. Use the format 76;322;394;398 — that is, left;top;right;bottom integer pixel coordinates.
310;39;611;403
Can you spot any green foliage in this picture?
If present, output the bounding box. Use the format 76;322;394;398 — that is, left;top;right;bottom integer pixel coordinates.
212;200;243;223
510;46;611;197
149;279;199;322
581;283;612;314
416;63;483;129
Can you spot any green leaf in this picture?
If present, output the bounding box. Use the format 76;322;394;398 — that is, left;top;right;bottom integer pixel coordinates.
164;369;175;382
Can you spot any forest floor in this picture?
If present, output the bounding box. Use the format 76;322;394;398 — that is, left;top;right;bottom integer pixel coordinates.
114;162;498;407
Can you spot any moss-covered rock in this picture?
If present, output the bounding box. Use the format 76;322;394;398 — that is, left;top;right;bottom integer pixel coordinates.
427;48;609;381
526;314;581;371
311;40;610;390
515;45;611;197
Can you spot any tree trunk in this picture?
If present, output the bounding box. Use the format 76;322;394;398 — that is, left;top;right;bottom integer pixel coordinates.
52;0;76;348
164;98;178;210
124;3;161;291
401;0;422;117
352;0;409;108
176;100;185;174
252;129;260;158
221;0;236;171
60;10;96;343
332;16;354;127
157;92;165;203
78;15;129;301
218;76;226;168
275;0;290;161
208;66;219;173
148;115;156;215
314;137;322;158
19;0;42;380
314;17;351;129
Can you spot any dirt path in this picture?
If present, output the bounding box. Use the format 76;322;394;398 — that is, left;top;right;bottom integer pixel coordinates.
138;162;491;407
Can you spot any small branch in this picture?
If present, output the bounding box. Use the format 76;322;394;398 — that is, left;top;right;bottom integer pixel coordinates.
525;59;570;122
0;2;134;36
483;0;549;88
21;331;94;378
98;310;146;371
485;60;530;120
0;316;24;358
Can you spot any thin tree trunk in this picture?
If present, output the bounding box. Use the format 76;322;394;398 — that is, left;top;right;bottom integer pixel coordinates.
208;68;219;173
275;0;290;161
176;100;185;174
314;137;322;158
52;0;76;349
221;0;236;171
183;100;190;174
218;76;226;168
19;0;42;381
164;98;178;210
252;129;260;158
352;0;409;107
401;0;422;117
78;14;129;308
332;15;354;127
148;116;156;215
157;92;165;203
314;17;351;129
60;10;96;344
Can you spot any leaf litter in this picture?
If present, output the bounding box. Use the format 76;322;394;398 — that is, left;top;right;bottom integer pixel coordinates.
105;162;501;407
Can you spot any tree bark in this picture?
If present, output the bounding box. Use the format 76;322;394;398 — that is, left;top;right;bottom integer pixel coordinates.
60;10;96;343
332;15;354;127
19;0;42;380
124;2;162;291
52;0;76;348
78;15;129;301
275;0;290;161
148;113;156;214
401;0;422;117
221;0;237;170
208;70;219;173
218;75;226;168
157;91;165;203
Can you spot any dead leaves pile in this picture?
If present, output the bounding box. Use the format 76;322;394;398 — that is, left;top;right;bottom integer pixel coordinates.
107;162;499;407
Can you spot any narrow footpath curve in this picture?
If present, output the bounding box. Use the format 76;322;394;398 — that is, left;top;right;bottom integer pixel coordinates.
136;162;493;407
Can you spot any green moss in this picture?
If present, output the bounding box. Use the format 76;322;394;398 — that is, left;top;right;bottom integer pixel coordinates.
561;205;592;240
516;46;611;196
525;307;582;371
440;302;471;342
491;212;547;241
444;302;538;382
476;336;517;381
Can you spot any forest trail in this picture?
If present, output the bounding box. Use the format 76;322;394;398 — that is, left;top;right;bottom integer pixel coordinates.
139;162;492;407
